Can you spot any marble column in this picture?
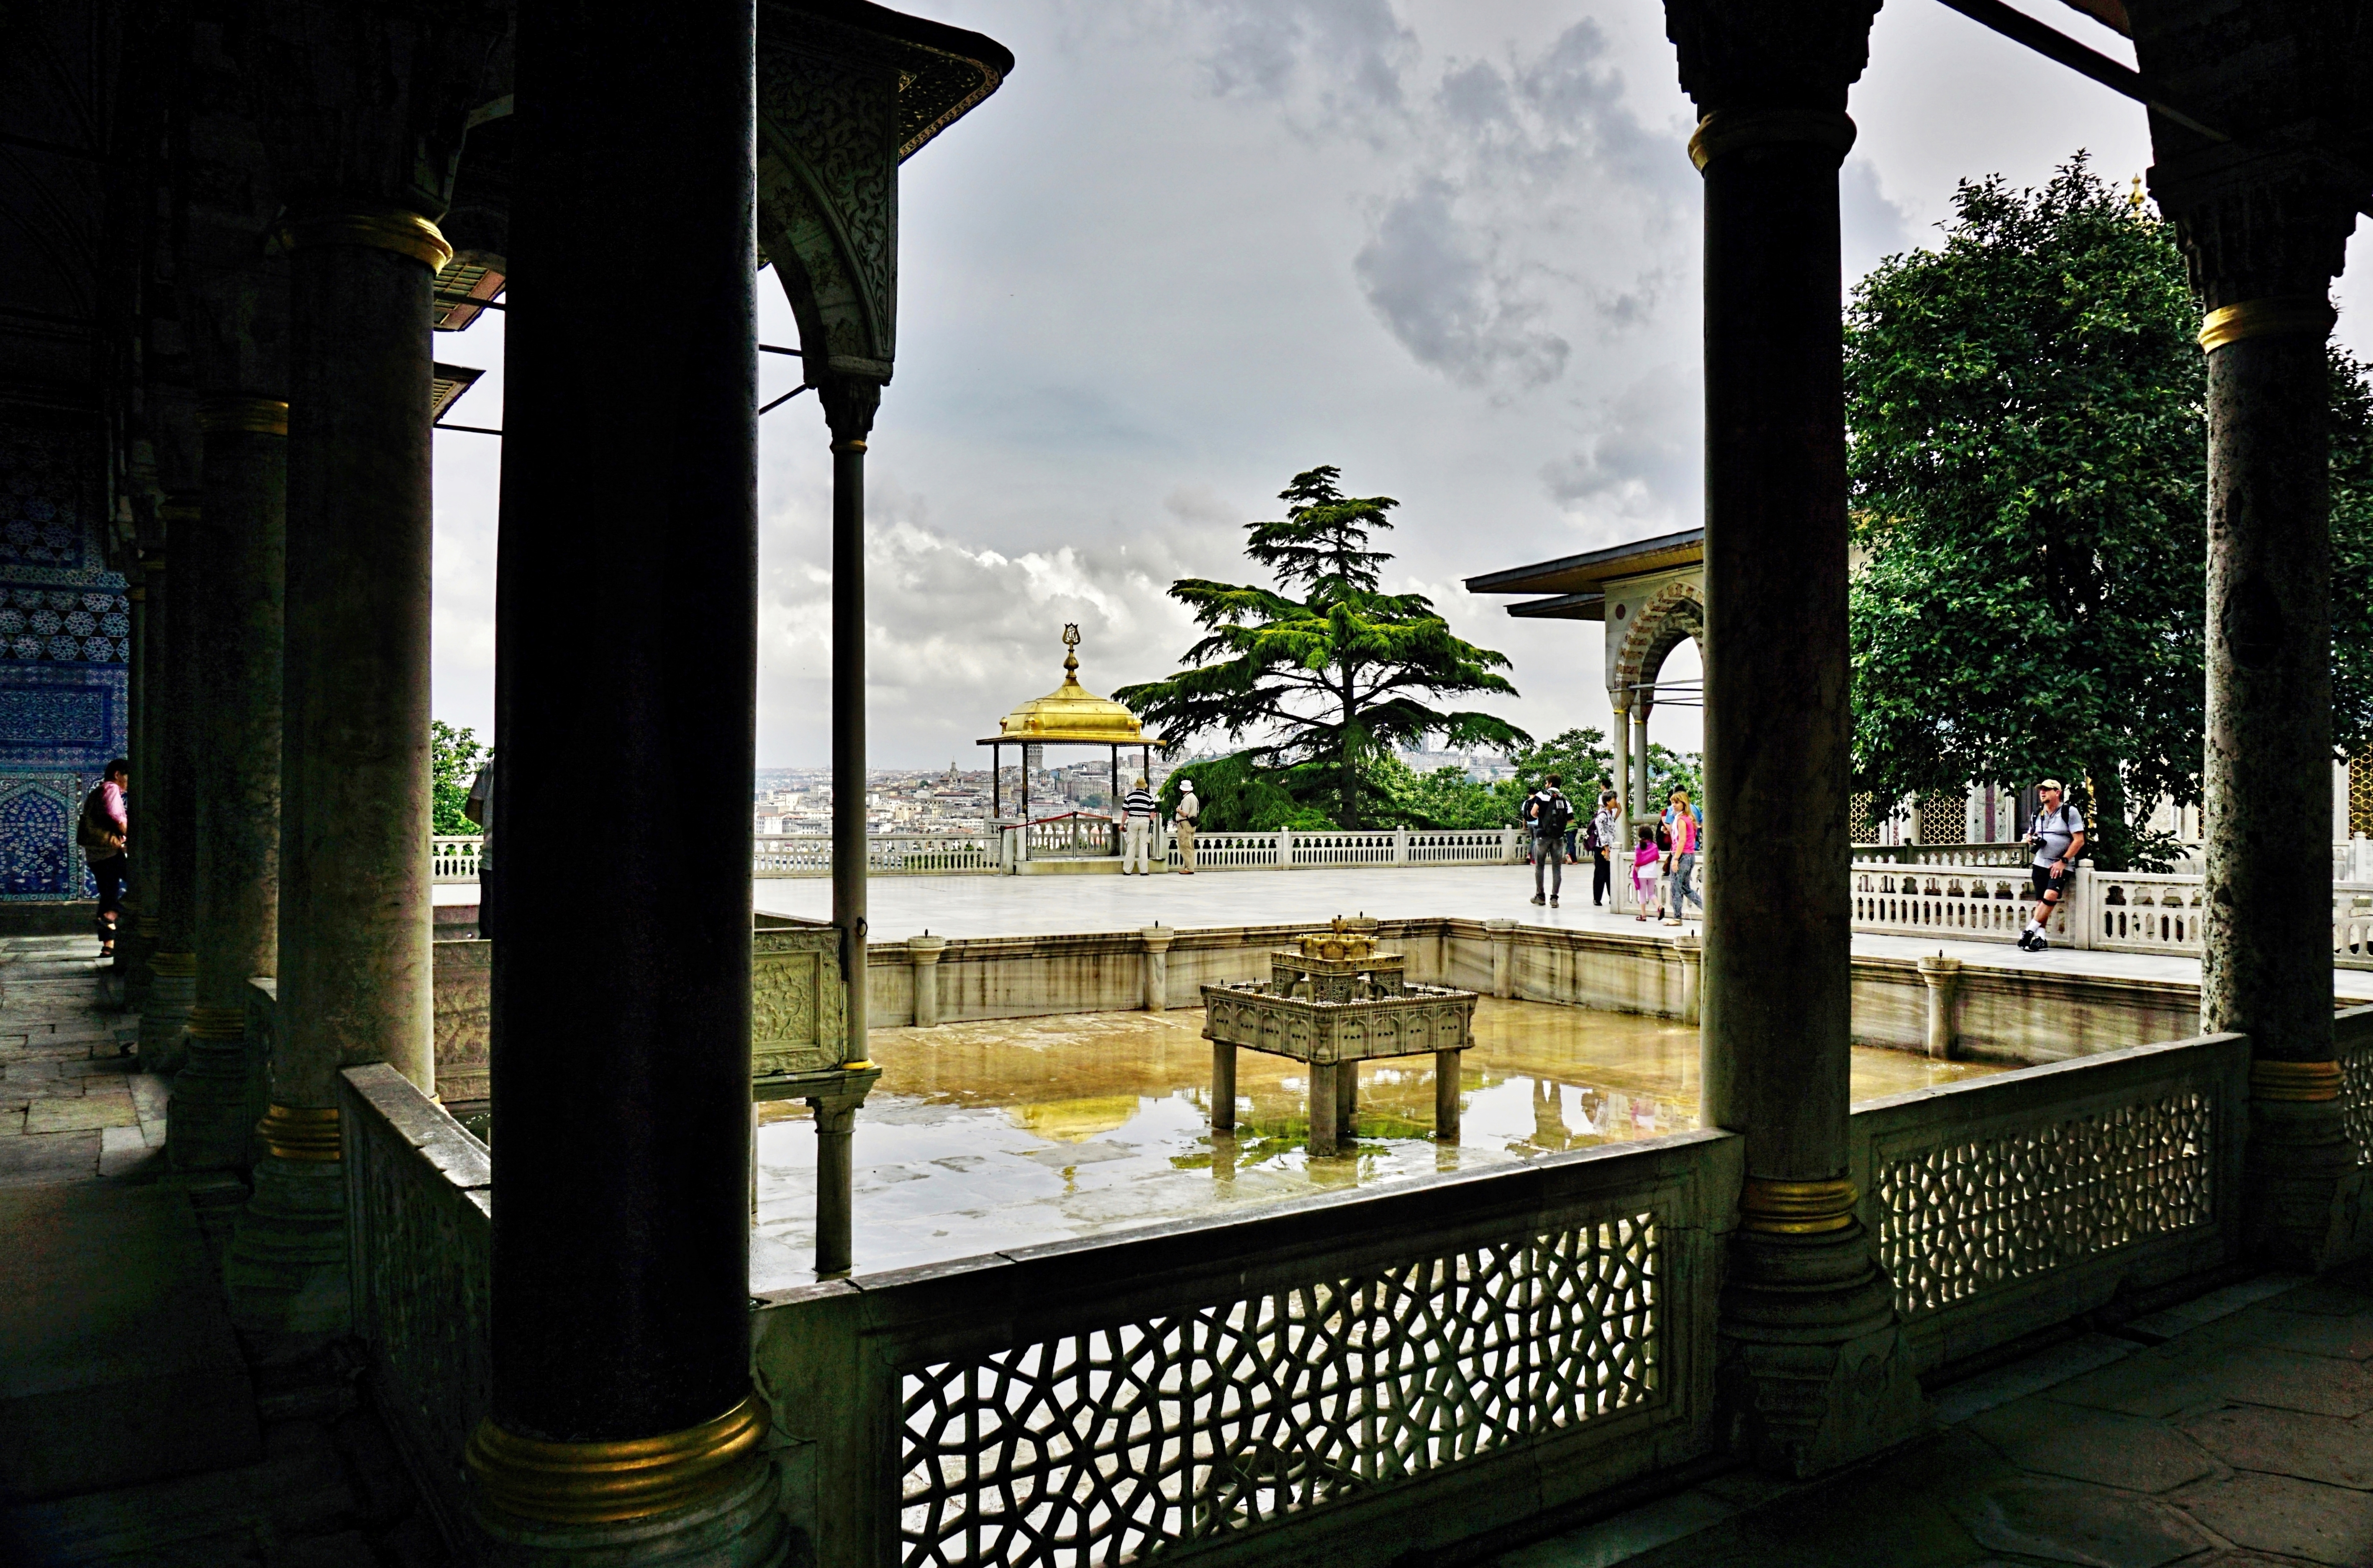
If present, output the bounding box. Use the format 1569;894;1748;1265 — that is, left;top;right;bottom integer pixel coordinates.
1668;0;1923;1476
469;0;780;1559
2157;151;2366;1271
139;506;200;1074
227;208;442;1354
1611;701;1631;834
171;395;286;1175
1631;709;1652;817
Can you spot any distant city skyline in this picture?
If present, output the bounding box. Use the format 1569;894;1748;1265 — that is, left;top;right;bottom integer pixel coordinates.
429;0;2373;769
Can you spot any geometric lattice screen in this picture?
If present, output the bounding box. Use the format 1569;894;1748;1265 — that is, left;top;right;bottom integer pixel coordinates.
1873;1093;2214;1319
898;1216;1660;1568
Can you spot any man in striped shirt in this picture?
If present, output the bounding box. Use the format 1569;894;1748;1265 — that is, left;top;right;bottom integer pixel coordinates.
1122;778;1159;874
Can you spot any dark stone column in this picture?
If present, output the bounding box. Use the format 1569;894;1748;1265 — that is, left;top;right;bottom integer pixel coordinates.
1668;0;1923;1476
825;377;882;1071
470;0;779;1558
140;506;200;1073
120;565;153;1000
227;210;443;1355
2155;149;2367;1270
171;396;286;1176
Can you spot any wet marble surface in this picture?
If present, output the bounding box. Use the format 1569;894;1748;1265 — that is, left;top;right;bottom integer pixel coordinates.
747;998;2003;1289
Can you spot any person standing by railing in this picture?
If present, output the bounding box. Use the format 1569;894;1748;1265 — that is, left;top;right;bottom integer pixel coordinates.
1172;778;1199;874
1526;773;1572;908
2019;778;2085;953
1631;824;1664;922
1121;777;1158;875
1588;789;1620;907
465;754;500;940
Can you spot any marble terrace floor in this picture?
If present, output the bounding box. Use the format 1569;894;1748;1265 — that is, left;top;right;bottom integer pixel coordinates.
749;864;2373;1003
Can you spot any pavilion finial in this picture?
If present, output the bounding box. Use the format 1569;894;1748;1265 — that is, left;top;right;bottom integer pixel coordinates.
1061;622;1081;676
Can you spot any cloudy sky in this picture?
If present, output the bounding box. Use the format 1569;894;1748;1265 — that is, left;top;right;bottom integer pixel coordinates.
428;0;2373;769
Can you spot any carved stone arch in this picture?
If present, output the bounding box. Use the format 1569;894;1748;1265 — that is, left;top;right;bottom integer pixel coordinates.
755;41;902;382
1611;577;1704;709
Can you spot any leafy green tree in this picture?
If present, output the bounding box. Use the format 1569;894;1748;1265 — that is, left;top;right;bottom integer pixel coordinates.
431;720;485;836
1645;744;1703;810
1118;466;1527;829
1489;727;1617;821
1374;755;1516;830
1846;159;2206;871
1156;753;1339;832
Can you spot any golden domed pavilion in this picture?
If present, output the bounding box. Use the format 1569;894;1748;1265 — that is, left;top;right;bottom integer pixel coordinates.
979;625;1160;825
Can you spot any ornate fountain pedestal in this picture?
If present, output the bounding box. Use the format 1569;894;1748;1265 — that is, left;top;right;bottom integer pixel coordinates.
1201;918;1478;1153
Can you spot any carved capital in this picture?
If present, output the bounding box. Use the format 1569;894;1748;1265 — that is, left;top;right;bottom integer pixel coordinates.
1664;0;1880;116
2149;146;2360;309
819;376;882;447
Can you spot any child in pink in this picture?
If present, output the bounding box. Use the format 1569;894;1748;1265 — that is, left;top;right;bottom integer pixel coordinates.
1631;827;1663;922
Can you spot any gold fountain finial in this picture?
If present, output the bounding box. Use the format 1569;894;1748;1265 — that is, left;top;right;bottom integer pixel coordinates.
1061;622;1081;676
2129;174;2146;213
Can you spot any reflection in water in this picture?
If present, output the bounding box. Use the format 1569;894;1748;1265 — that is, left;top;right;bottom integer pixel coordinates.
748;998;2004;1289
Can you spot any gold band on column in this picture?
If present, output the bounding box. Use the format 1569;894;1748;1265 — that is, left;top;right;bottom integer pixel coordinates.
2251;1059;2342;1102
831;437;867;454
1688;108;1857;172
467;1394;770;1524
148;950;196;978
2199;297;2336;353
256;1103;342;1161
1739;1176;1859;1235
275;210;454;271
196;396;290;437
185;1004;247;1040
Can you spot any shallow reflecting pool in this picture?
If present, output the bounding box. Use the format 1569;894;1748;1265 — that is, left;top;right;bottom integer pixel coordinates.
747;998;2005;1289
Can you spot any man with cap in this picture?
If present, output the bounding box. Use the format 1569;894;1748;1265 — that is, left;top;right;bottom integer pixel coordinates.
1172;777;1199;873
2020;779;2086;952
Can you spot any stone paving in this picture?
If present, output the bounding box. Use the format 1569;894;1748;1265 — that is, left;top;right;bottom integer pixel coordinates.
0;937;156;1189
1504;1268;2373;1568
0;935;451;1567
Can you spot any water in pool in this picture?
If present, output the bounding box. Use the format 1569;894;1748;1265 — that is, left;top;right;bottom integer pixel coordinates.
747;997;2002;1289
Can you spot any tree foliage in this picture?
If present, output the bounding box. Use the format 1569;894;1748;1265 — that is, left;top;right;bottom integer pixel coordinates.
1117;466;1528;829
1847;157;2373;869
1847;160;2207;870
431;720;484;836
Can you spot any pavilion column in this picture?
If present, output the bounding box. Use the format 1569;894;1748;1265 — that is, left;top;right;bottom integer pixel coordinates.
169;396;286;1176
1630;707;1652;817
470;0;780;1558
224;208;441;1355
826;375;883;1069
1668;0;1921;1476
139;504;200;1074
2155;151;2367;1271
1610;699;1631;838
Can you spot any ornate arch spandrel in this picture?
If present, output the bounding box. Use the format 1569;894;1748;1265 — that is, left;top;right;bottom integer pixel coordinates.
1609;577;1705;706
755;42;901;380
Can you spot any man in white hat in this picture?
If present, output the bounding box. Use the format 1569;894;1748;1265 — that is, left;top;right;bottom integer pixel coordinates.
2020;779;2086;953
1172;778;1199;873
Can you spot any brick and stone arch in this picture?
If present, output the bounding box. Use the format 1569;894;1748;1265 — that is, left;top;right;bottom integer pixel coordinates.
1610;577;1704;710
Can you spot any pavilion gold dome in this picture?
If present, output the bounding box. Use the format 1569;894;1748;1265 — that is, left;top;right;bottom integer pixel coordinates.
993;626;1156;744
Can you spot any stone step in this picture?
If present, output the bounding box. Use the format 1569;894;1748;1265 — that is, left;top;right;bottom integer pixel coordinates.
0;1182;260;1503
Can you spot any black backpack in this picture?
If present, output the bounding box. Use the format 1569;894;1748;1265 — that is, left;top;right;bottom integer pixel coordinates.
1533;791;1572;835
